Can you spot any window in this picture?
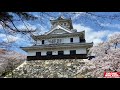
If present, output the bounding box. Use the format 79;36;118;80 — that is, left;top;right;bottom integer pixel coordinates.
64;23;67;26
58;51;64;55
57;39;62;43
36;52;41;56
70;38;73;42
80;38;85;43
49;39;62;44
47;51;52;56
42;40;44;44
79;36;85;43
70;50;76;55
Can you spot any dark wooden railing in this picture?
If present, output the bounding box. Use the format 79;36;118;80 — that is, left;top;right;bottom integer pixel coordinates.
27;54;87;61
80;39;86;43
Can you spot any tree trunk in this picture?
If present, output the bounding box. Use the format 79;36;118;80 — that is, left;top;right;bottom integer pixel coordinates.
115;43;117;49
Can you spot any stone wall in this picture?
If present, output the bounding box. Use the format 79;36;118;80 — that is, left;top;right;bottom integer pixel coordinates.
5;59;95;78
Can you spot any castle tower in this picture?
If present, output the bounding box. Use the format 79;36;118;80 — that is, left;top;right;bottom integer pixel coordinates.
21;16;93;60
50;16;73;30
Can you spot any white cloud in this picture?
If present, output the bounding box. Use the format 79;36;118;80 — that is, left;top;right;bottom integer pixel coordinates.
0;34;20;42
0;33;32;47
17;22;37;31
0;25;2;29
32;24;48;35
17;23;48;35
71;12;85;20
73;24;113;45
93;39;103;45
100;23;120;29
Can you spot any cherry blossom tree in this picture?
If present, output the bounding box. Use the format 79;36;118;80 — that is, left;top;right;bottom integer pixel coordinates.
0;49;26;77
1;12;120;78
87;33;120;78
108;32;120;49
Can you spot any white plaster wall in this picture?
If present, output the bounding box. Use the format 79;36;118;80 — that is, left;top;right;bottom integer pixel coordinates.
63;37;70;43
27;47;87;56
28;50;47;56
76;48;86;54
45;40;49;45
63;36;80;43
64;49;70;55
37;40;41;45
73;37;79;43
37;40;50;45
52;50;58;55
41;51;46;56
36;36;80;45
27;51;36;56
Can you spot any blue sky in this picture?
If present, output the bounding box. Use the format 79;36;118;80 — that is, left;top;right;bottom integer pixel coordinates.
0;12;120;55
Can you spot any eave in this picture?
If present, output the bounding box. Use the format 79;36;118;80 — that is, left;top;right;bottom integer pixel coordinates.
20;42;93;52
31;31;85;40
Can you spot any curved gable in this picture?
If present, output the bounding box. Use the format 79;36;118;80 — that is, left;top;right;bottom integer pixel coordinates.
44;25;72;35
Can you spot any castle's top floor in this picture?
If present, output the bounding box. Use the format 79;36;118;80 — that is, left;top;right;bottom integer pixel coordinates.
50;16;73;30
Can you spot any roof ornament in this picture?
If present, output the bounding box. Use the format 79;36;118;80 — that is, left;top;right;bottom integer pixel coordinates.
57;16;64;20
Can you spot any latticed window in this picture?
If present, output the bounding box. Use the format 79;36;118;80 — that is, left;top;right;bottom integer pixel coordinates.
58;51;64;55
48;39;62;44
36;52;41;56
47;51;52;56
70;50;76;55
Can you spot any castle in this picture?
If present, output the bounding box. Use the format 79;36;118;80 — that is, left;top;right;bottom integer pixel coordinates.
21;16;93;60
